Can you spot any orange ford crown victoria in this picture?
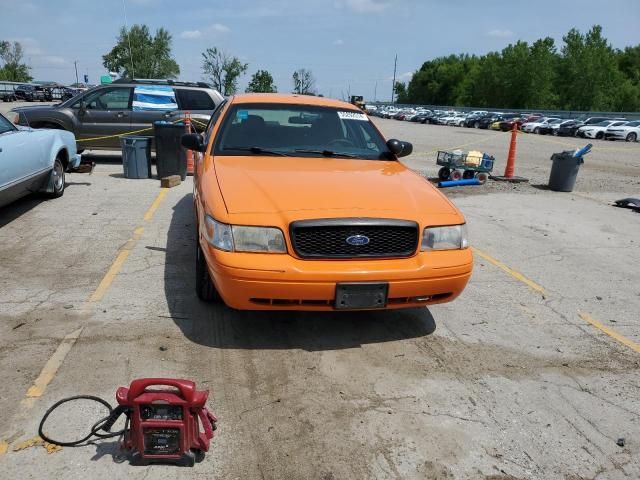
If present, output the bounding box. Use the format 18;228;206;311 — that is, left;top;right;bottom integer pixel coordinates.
181;94;472;310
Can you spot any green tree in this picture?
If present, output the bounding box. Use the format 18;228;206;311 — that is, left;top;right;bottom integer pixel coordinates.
245;69;277;93
202;47;248;95
292;68;315;95
0;40;33;82
557;25;621;110
102;24;180;79
393;81;408;103
527;38;559;108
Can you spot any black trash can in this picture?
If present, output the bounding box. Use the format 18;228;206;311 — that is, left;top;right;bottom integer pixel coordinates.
548;151;584;192
120;136;152;179
154;121;188;181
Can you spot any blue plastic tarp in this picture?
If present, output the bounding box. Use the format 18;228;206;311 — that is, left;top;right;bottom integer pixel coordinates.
132;85;178;111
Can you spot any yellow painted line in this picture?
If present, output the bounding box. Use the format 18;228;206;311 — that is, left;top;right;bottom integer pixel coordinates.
21;328;83;408
89;188;167;303
88;226;145;303
0;188;172;455
472;247;639;354
144;188;168;221
471;246;546;296
578;312;640;354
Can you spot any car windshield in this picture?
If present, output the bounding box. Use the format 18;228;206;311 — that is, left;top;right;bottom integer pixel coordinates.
594;121;611;126
215;104;390;160
627;120;640;127
549;119;562;124
0;113;16;134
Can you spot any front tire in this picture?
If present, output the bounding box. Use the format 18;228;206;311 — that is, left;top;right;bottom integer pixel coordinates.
195;238;222;303
46;156;65;198
626;132;637;142
596;132;604;140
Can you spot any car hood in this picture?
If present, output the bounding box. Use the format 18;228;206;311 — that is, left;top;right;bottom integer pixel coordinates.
12;104;61;112
214;156;459;219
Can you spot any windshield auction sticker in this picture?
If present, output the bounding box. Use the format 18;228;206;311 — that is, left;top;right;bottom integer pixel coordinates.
337;111;368;121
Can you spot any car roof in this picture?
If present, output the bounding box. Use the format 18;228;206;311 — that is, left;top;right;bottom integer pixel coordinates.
230;93;361;111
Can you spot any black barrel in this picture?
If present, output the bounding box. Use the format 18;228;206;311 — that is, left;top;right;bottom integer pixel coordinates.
154;121;188;180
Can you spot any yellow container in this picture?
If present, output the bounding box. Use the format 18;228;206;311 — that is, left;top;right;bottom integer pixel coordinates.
465;150;482;167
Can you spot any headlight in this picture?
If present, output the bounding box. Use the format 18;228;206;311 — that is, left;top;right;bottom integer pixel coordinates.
421;225;468;251
232;226;286;253
202;216;233;251
202;216;286;253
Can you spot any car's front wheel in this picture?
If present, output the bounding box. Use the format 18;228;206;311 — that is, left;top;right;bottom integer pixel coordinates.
45;155;65;198
195;238;222;303
626;132;637;142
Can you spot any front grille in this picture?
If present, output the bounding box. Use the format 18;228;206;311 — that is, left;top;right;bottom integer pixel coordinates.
290;219;419;259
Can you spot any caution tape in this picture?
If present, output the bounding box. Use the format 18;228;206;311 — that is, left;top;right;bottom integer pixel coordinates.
191;119;208;128
76;118;185;143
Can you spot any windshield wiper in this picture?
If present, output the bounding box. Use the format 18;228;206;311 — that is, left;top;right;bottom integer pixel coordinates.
294;149;358;158
224;146;290;157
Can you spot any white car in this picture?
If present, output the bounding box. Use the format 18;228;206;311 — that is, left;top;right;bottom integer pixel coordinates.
445;113;466;126
578;120;628;139
604;120;640;142
0;112;81;208
521;117;561;134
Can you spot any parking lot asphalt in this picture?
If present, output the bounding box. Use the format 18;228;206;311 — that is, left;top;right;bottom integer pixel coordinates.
0;115;639;479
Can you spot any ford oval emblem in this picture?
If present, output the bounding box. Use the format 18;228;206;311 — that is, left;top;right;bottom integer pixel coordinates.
346;235;370;246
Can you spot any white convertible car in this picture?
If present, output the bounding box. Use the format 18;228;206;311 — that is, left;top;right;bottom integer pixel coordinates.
0;112;81;208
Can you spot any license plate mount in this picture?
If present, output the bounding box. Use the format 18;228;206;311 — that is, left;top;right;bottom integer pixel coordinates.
334;282;389;310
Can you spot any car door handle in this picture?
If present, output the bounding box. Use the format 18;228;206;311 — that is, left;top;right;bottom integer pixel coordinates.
116;112;128;118
163;112;174;118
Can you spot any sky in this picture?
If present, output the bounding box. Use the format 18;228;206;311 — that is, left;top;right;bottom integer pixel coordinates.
1;0;639;101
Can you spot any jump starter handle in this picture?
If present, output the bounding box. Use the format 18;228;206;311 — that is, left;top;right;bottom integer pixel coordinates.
198;408;218;439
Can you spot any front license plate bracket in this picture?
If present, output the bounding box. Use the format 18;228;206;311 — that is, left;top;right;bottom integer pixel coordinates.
334;282;389;309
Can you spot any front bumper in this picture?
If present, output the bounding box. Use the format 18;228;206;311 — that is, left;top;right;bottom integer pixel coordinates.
203;244;473;310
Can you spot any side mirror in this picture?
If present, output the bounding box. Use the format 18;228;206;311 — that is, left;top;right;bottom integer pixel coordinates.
181;133;206;152
387;139;413;158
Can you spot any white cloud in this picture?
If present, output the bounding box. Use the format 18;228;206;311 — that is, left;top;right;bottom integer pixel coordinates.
333;39;344;46
179;30;202;39
342;0;390;13
211;23;230;33
387;71;413;82
9;37;43;56
180;23;230;40
42;56;67;66
487;29;514;38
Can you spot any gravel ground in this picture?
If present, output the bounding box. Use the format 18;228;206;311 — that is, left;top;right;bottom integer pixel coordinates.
0;114;639;479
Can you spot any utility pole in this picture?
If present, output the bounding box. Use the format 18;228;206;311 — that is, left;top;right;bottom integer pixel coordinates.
74;61;79;85
374;81;377;102
122;0;135;78
391;54;397;104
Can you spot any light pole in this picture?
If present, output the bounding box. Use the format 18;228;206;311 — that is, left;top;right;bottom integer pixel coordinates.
74;61;79;85
391;54;397;104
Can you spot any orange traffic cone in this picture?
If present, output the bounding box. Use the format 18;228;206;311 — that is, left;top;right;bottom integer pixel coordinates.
492;123;528;183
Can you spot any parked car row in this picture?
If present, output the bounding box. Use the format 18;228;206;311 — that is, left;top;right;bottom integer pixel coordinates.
365;105;639;142
0;81;81;102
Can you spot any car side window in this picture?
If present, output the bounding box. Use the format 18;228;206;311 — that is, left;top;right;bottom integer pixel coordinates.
176;89;216;111
203;100;226;145
83;88;132;110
